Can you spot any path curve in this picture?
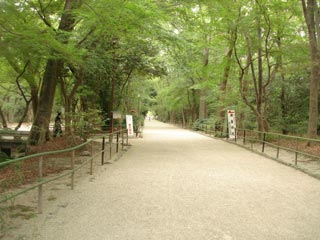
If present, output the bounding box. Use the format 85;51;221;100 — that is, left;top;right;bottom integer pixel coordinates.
12;121;320;240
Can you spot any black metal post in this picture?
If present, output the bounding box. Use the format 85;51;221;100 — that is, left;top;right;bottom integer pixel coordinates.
262;132;266;153
116;131;119;153
101;137;105;165
295;137;298;165
109;134;113;160
121;130;124;150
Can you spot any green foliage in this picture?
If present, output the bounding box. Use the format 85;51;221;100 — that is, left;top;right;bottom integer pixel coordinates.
0;151;9;164
0;0;316;137
68;109;104;140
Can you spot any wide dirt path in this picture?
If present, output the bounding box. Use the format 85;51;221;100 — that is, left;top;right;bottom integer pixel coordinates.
15;121;320;240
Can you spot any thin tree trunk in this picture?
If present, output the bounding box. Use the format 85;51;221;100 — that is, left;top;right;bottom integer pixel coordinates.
60;67;83;135
219;46;234;123
0;106;8;128
181;109;186;128
14;60;33;131
256;10;264;132
199;47;209;120
15;101;32;131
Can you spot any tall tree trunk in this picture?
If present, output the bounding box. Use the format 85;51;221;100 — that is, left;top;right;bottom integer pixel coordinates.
181;109;186;128
189;78;198;122
199;89;207;120
0;106;8;128
256;10;264;132
276;35;288;134
29;0;82;145
30;86;39;119
219;45;234;124
60;67;83;135
199;47;209;120
302;0;320;139
29;59;63;144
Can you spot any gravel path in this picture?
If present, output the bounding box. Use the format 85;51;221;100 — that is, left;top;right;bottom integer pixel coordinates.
11;120;320;240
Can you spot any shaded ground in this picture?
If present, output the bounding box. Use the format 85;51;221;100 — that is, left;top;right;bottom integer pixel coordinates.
3;121;320;240
0;137;86;192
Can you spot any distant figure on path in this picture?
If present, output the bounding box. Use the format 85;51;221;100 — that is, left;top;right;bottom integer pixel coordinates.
53;112;63;137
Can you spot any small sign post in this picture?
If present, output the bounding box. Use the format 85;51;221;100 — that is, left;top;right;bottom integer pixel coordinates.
227;110;236;139
126;115;134;137
113;111;122;119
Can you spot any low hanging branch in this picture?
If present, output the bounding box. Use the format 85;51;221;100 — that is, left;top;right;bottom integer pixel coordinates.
15;60;33;131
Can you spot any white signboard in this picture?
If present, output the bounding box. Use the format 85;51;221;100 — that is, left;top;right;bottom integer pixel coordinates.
126;115;134;137
113;111;122;119
227;110;236;139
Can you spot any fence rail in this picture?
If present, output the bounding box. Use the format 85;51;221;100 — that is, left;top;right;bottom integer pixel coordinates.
0;129;129;214
196;124;320;178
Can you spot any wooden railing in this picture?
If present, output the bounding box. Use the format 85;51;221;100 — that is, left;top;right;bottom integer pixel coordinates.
0;130;29;158
0;129;128;214
196;124;320;179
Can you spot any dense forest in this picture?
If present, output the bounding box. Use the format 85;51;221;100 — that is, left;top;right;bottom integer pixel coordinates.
0;0;319;145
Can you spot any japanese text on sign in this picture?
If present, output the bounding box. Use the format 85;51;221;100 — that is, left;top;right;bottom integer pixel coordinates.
126;115;134;137
227;110;236;139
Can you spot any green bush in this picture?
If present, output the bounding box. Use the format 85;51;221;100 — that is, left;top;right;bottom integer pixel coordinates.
192;118;214;131
0;151;9;164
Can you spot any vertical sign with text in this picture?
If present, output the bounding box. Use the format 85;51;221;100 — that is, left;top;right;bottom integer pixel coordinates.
227;110;236;139
126;115;134;137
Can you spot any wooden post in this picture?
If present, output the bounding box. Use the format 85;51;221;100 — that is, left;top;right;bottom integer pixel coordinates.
243;129;246;145
116;131;119;153
126;129;129;145
276;135;280;159
71;150;75;190
121;130;124;150
295;138;298;165
101;137;105;165
109;133;113;160
90;142;93;175
262;132;266;153
38;156;43;214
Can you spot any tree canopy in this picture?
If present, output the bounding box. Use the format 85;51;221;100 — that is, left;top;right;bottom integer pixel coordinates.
0;0;318;144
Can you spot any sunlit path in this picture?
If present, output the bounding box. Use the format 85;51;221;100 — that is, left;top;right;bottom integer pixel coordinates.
14;120;320;240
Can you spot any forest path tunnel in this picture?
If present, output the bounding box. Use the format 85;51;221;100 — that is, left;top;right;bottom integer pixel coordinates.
13;120;320;240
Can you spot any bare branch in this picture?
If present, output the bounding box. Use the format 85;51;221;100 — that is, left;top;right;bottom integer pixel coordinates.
27;0;55;30
15;60;31;102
